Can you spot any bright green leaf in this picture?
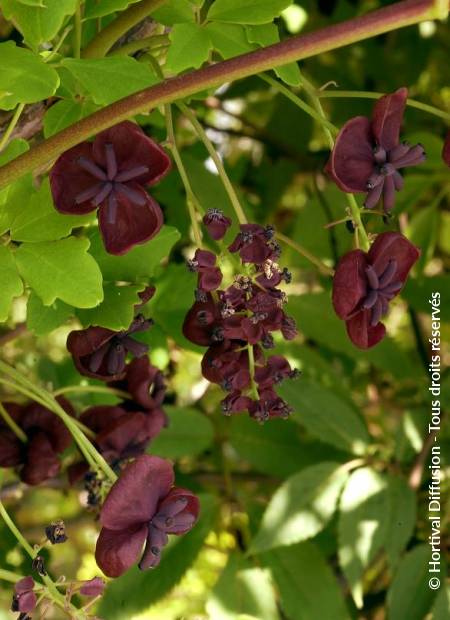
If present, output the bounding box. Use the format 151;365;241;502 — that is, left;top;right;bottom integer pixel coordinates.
208;0;292;25
14;237;103;308
246;24;301;85
262;542;352;620
206;553;278;620
385;475;417;570
152;0;196;25
43;99;99;137
279;379;370;455
402;276;450;321
61;57;159;105
250;462;349;553
406;205;439;274
150;406;214;458
26;291;73;335
338;467;389;608
0;245;24;321
88;225;180;282
77;283;146;330
205;23;254;59
165;23;212;74
84;0;141;19
0;42;59;109
0;139;29;208
1;0;78;48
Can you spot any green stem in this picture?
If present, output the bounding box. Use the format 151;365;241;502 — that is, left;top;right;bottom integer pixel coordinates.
0;103;25;152
317;89;450;122
247;345;259;401
299;73;336;148
165;104;203;246
82;0;167;58
0;401;27;442
109;34;170;56
178;103;248;225
52;384;130;399
0;568;24;583
0;0;440;190
73;2;82;59
277;233;335;276
260;74;338;136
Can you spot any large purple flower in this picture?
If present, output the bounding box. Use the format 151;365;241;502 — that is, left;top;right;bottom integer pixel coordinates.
67;315;152;382
50;121;171;255
95;455;199;577
0;399;73;485
332;232;420;349
326;88;425;212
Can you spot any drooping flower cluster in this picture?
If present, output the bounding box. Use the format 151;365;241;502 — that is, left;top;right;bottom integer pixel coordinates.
50;121;171;255
0;398;73;485
332;232;420;348
183;218;299;421
326;88;426;212
95;455;199;577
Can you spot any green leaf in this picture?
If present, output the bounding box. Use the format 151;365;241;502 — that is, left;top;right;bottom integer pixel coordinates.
208;0;292;24
43;99;99;137
84;0;141;18
1;0;78;48
262;542;351;620
430;585;450;620
14;237;103;308
402;276;450;321
61;57;159;105
406;205;439;274
279;379;370;455
0;42;59;109
0;139;29;208
152;0;196;25
206;553;278;620
384;475;416;570
387;545;446;620
98;494;217;619
165;23;212;74
250;462;349;553
26;292;73;335
88;225;180;282
150;406;214;458
338;467;389;608
77;283;146;330
7;178;94;242
246;24;301;86
0;245;24;321
205;23;254;59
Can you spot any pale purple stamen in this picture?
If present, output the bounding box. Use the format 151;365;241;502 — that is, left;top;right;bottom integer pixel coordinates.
92;182;113;206
378;260;397;287
105;143;118;180
78;157;107;181
106;193;118;225
115;183;147;206
365;266;379;289
115;165;149;182
75;183;104;205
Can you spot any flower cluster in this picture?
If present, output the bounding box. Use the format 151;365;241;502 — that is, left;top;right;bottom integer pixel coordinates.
0;398;73;485
95;455;199;577
183;218;299;421
326;88;425;212
50;121;171;255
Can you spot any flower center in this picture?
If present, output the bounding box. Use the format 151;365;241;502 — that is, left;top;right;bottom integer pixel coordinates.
75;143;149;223
360;260;403;326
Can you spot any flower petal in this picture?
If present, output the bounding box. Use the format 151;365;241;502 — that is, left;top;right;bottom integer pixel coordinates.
123;357;166;409
332;249;368;319
156;487;200;534
368;232;420;284
98;186;163;255
371;88;407;151
325;116;374;192
93;121;171;186
100;455;174;531
79;576;105;597
21;433;61;485
95;525;147;578
20;398;73;453
50;142;100;215
346;311;386;349
442;130;450;167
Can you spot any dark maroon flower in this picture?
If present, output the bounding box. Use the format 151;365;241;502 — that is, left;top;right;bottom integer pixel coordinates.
50;121;171;255
188;249;223;292
443;131;450;167
11;577;36;614
135;285;156;310
114;357;166;410
67;315;152;382
228;224;278;264
79;576;105;597
332;232;420;348
45;520;68;544
326;88;425;212
182;294;224;346
249;388;293;422
95;455;199;577
0;399;73;485
203;208;232;240
254;356;299;389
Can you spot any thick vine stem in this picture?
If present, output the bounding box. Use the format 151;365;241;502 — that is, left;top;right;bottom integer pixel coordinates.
0;0;445;191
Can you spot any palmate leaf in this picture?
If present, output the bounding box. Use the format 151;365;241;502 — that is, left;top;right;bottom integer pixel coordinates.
98;494;218;619
208;0;292;25
0;245;24;321
26;292;73;336
84;0;141;19
76;282;147;331
165;23;212;74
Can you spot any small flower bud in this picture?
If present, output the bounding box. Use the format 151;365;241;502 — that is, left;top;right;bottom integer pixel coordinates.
45;520;67;545
32;556;46;576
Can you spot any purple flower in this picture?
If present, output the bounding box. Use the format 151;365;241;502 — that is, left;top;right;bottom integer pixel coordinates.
228;224;279;264
113;356;166;411
0;399;73;485
332;232;420;348
95;455;199;577
203;209;232;240
67;315;152;382
50;121;171;255
188;249;223;293
326;88;425;212
79;576;105;597
11;577;36;614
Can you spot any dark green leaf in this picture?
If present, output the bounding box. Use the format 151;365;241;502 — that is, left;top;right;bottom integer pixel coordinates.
385;475;416;570
406;205;439;274
150;406;214;458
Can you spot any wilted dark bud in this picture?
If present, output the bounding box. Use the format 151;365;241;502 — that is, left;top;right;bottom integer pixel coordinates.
32;556;46;576
45;520;67;544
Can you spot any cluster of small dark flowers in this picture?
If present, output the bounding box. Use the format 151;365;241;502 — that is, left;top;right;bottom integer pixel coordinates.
183;214;299;422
